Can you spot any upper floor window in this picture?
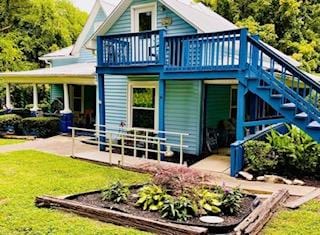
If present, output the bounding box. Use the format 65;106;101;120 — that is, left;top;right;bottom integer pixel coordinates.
131;3;157;32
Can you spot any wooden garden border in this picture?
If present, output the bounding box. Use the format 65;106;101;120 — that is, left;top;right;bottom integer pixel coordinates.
234;189;289;235
35;189;288;235
35;195;208;235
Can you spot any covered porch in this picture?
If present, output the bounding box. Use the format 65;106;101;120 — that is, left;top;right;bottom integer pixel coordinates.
0;62;97;132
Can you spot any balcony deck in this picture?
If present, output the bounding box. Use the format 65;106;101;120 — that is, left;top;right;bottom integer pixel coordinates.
97;29;247;77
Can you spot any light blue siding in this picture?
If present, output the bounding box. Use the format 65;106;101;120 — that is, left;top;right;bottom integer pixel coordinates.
51;58;78;67
165;80;202;155
104;76;128;128
50;84;63;102
107;0;196;35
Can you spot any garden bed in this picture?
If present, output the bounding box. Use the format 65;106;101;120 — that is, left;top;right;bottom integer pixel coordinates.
36;185;256;235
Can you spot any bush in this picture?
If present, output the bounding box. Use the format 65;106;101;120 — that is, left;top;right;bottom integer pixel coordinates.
101;181;130;203
0;114;22;132
244;125;320;178
20;117;60;137
244;140;278;174
10;108;31;118
213;186;243;215
161;196;196;221
25;103;51;113
152;166;211;196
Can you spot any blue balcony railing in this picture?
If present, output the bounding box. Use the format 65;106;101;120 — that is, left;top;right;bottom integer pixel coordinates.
164;29;243;72
98;30;166;67
97;28;247;72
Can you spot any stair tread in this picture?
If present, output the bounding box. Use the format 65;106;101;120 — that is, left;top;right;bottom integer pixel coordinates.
295;112;308;119
308;121;320;129
257;86;271;89
281;103;296;108
271;94;283;98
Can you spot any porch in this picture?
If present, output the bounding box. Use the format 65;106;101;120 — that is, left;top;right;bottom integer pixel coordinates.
0;62;97;132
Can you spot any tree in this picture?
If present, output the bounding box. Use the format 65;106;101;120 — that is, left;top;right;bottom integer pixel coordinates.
0;0;88;72
197;0;320;73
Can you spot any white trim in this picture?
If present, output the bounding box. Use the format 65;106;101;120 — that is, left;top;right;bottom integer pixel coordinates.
204;79;238;85
127;81;159;130
72;0;112;56
131;2;157;33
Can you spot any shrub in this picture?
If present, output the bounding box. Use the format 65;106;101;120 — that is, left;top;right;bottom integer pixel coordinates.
101;181;129;203
0;114;22;132
214;186;243;215
10;108;31;118
161;196;196;221
136;184;171;211
25;103;51;112
20;117;60;137
244;140;278;174
152;166;211;196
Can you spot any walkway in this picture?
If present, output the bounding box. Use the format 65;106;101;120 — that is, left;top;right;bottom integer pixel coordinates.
0;135;316;197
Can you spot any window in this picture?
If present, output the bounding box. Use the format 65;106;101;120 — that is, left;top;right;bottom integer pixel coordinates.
72;85;84;113
230;86;237;119
131;3;157;32
139;11;152;32
129;82;158;129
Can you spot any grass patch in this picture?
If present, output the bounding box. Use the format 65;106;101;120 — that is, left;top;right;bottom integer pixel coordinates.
263;200;320;235
0;138;26;145
0;150;151;234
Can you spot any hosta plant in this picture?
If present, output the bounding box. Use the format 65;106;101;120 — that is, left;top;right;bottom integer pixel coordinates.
101;181;130;203
193;188;222;215
161;196;196;221
136;184;171;211
214;186;243;215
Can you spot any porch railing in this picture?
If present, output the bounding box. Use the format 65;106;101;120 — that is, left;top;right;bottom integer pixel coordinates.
69;125;189;166
98;30;166;67
97;28;248;72
164;29;243;72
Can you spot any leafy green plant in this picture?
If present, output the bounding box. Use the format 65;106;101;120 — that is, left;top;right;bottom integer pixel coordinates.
0;114;22;132
244;140;278;174
136;184;171;211
101;181;130;203
221;188;243;215
20;117;60;137
161;196;196;221
193;188;222;215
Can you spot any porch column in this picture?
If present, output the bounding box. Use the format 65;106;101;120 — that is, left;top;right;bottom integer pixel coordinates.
60;83;73;133
61;83;71;114
158;79;165;134
5;83;13;109
98;74;106;151
30;84;39;112
236;82;246;140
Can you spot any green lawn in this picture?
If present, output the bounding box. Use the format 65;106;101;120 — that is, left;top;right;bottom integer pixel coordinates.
0;138;26;145
0;150;151;235
263;200;320;235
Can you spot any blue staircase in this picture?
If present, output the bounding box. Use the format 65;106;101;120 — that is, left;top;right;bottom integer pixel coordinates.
243;36;320;142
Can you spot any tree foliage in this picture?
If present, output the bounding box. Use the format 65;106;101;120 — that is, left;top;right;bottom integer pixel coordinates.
197;0;320;73
0;0;88;72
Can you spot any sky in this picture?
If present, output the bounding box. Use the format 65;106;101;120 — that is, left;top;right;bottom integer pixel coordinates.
70;0;95;13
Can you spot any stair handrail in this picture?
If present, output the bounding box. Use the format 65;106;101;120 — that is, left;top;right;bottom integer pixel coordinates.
247;36;320;92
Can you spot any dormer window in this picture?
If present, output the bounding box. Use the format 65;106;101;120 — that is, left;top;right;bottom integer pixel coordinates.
131;3;157;33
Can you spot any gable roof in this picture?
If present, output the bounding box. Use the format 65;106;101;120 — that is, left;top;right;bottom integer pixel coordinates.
86;0;300;67
39;45;74;60
71;0;119;56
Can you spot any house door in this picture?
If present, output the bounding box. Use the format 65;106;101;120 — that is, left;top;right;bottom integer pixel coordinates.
70;85;84;126
131;4;157;63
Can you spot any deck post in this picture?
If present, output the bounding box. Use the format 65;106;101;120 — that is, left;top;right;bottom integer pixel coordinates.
98;74;106;151
236;81;246;140
158;79;166;159
239;28;248;70
158;30;166;65
5;83;13;109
